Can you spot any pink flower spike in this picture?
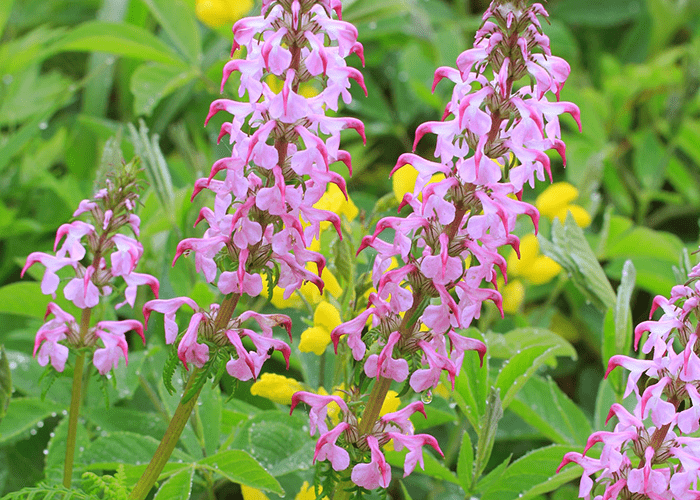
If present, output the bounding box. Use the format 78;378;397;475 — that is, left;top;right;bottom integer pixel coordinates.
385;432;443;476
314;422;351;471
290;391;348;436
351;436;391;489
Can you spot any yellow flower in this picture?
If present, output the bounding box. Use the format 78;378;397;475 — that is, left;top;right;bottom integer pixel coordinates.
265;75;319;100
499;278;525;314
299;301;342;355
195;0;252;29
241;485;270;500
296;482;328;500
379;390;401;416
250;373;305;405
391;164;444;203
507;234;562;285
314;183;358;223
433;383;450;400
535;182;591;228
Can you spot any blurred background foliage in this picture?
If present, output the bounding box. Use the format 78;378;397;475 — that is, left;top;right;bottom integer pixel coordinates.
1;0;700;497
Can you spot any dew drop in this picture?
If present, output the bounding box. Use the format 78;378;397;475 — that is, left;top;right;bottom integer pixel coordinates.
30;429;37;435
105;56;115;65
51;412;57;418
79;446;85;452
9;361;17;370
37;421;44;428
38;122;48;130
50;432;55;438
398;71;409;82
421;389;433;404
368;21;377;30
2;74;13;85
135;461;141;465
62;410;68;416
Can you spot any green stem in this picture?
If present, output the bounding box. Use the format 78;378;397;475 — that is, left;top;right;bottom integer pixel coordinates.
129;294;241;499
63;307;92;488
129;369;203;500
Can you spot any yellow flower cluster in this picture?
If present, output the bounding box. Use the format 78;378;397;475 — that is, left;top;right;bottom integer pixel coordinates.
501;182;591;313
241;482;328;500
249;373;304;405
299;301;342;355
195;0;252;29
392;164;445;203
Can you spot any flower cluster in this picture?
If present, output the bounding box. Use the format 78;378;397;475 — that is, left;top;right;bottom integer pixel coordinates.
559;252;700;499
288;0;582;490
23;164;159;374
144;0;365;380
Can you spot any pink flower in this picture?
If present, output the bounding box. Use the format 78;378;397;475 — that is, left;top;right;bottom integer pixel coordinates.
364;331;409;383
91;320;144;374
290;392;348;436
385;432;443;476
314;422;350;471
351;436;391;489
143;297;199;344
177;312;209;369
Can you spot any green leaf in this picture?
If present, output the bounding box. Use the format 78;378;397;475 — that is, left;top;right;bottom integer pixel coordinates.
130;62;198;116
153;467;194;500
0;0;14;39
197;382;221;456
0;282;78;318
451;329;488;431
492;329;576;410
44;414;90;484
456;431;474;493
48;21;185;66
0;397;65;445
632;129;666;191
474;454;510;494
83;408;167;439
0;485;101;500
82;432;194;468
605;257;676;297
197;450;284;495
0;346;10;422
539;213;617;311
481;444;586;500
551;0;643;27
230;410;315;477
603;222;684;264
614;259;635;357
594;378;618;430
140;0;200;63
485;328;577;360
509;375;592;446
474;388;503;478
385;447;459;485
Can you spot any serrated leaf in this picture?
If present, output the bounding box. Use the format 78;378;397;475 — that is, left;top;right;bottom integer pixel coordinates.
0;346;10;422
594;378;618;430
614;260;635;356
197;450;283;495
474;454;510;494
539;213;616;311
0;398;65;445
83;408;167;439
493;331;576;410
48;21;185;66
481;444;589;500
82;432;194;468
197;382;221;456
451;329;488;431
474;388;503;478
44;415;90;485
509;375;592;446
153;467;194;500
0;485;101;500
230;411;315;477
485;328;577;360
456;431;474;493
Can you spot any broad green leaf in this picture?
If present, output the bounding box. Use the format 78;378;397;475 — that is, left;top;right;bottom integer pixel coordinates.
493;330;576;411
594;378;618;430
452;333;488;431
509;375;592;446
632;129;666;191
399;481;414;500
44;414;90;484
485;328;576;360
141;0;200;63
0;398;65;445
0;0;14;39
603;260;635;393
481;444;587;500
48;21;185;66
0;282;80;319
0;346;10;422
539;213;616;311
385;447;459;485
551;0;642;27
605;257;677;297
230;411;315;477
667;156;700;205
197;382;222;456
474;388;503;478
130;62;198;116
456;431;474;493
474;454;510;494
154;467;194;500
4;350;72;403
83;408;167;439
197;450;284;495
82;431;194;468
603;223;684;264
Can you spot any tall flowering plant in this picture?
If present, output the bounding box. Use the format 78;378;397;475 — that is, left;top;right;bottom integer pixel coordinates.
129;0;366;497
290;0;581;495
21;160;159;487
559;255;700;498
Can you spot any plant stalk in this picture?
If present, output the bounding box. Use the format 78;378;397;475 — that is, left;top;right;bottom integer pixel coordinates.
63;307;92;488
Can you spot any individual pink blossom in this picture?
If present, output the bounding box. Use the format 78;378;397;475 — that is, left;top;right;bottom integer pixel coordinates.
290;392;349;436
314;422;351;471
385;432;443;476
351;436;391;490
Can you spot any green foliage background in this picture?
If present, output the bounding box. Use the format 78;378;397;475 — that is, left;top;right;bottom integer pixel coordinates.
0;0;699;498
